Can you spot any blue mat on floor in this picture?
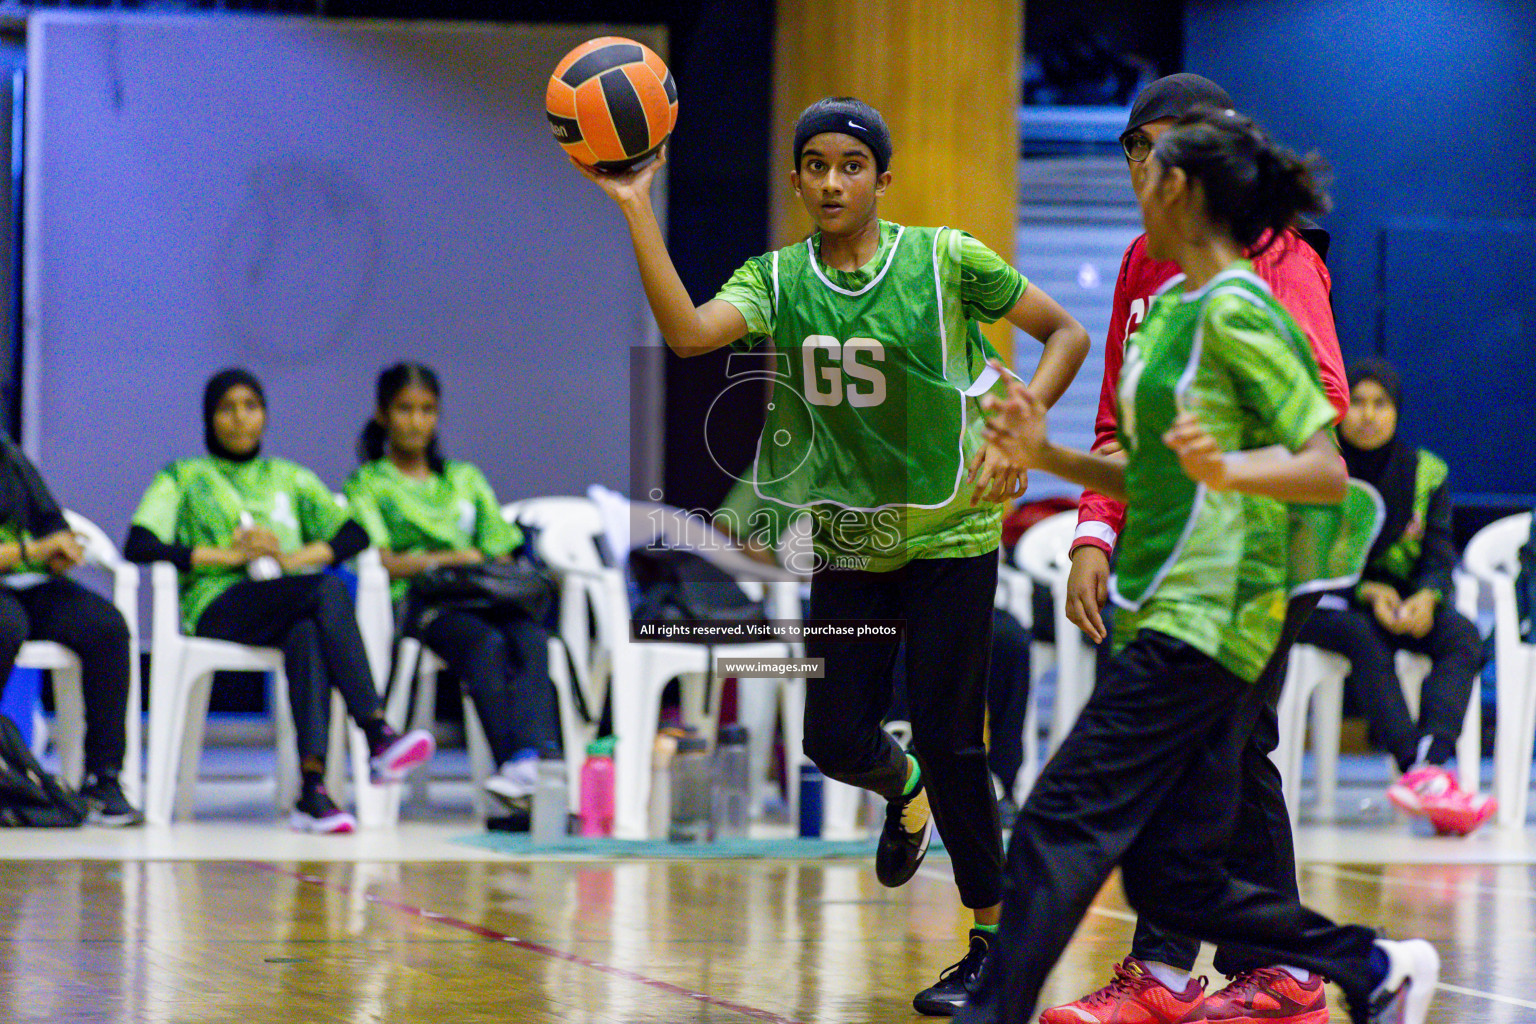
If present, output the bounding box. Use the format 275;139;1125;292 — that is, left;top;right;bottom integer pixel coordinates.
454;832;949;860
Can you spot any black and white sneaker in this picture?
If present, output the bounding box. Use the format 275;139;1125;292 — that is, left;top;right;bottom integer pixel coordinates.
875;772;932;887
913;928;991;1016
290;785;357;834
79;774;144;828
1365;938;1439;1024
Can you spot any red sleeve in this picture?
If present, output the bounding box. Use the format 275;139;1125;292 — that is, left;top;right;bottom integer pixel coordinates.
1256;229;1348;424
1073;240;1138;555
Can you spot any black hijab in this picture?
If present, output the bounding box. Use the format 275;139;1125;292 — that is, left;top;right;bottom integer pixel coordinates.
203;368;265;463
1340;358;1415;564
0;430;69;537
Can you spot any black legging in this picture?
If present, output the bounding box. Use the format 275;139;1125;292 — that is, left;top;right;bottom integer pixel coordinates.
1298;602;1481;770
196;574;386;763
0;576;131;778
419;608;558;764
803;551;1002;910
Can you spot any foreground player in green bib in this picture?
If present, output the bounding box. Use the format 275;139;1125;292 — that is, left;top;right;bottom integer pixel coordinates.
575;97;1089;1013
957;110;1438;1024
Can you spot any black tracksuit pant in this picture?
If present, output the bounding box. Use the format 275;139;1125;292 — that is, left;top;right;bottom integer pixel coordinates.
420;608;558;764
196;574;386;764
802;551;1004;909
1130;593;1317;975
961;629;1379;1024
1298;603;1480;771
0;576;132;779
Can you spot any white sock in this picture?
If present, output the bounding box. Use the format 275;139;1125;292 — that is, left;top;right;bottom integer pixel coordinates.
1278;964;1314;982
1143;961;1190;991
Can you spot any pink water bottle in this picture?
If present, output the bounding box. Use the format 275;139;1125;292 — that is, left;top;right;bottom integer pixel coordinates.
578;737;616;837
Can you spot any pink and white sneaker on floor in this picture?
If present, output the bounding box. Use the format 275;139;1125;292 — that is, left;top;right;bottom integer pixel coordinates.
290;786;357;834
1386;764;1496;836
369;728;436;784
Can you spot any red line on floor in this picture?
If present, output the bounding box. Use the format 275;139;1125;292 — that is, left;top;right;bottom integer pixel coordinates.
246;861;808;1024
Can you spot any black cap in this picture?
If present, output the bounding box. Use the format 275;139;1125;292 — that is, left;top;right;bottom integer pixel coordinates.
793;97;892;173
1123;73;1233;139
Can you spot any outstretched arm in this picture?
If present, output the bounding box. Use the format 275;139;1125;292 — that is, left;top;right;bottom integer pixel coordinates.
572;149;747;357
1162;414;1345;504
980;368;1128;501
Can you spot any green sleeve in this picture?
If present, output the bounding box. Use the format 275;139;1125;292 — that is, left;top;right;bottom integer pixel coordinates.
1205;294;1336;451
466;465;520;558
342;471;391;548
951;230;1027;324
714;254;775;352
131;466;184;542
293;465;347;543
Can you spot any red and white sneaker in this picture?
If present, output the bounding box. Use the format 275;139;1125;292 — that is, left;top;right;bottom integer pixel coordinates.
1387;765;1496;835
1203;967;1326;1023
1039;958;1206;1024
369;728;436;784
290;786;357;834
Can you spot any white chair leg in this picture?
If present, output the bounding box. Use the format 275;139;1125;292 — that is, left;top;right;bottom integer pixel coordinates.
462;697;496;820
821;778;864;840
173;673;215;822
781;676;806;827
323;692;349;801
548;637;594;814
735;677;778;819
1273;646;1309;824
1310;675;1344;821
407;661;439;811
1457;678;1481;795
1507;659;1536;827
145;649;188;826
124;651;143;808
1014;684;1041;806
50;663;87;788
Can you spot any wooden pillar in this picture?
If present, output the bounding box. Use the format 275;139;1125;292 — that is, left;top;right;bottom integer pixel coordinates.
772;0;1022;357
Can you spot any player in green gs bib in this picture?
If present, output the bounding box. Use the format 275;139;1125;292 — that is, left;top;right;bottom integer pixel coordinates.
574;97;1089;1012
960;111;1438;1024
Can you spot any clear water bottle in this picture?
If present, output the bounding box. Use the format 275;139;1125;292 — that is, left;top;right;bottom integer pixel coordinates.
578;737;616;837
648;727;683;840
667;734;711;843
711;724;751;840
239;512;281;581
530;743;568;846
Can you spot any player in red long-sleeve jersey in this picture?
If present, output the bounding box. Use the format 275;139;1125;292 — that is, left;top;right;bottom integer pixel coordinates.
1040;75;1351;1024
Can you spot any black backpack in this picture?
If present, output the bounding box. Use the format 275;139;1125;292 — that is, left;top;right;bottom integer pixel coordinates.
628;547;768;626
0;714;87;827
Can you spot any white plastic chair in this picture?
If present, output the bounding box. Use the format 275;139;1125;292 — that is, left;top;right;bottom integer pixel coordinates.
144;551;394;826
1460;512;1534;827
1016;510;1096;754
18;510;142;805
529;490;796;839
1274;575;1483;825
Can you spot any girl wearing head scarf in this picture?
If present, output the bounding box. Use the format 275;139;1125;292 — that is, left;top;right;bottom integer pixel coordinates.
1297;358;1493;836
0;431;139;824
124;369;435;832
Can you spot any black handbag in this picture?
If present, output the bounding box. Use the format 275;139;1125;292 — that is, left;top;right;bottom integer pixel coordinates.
400;559;556;636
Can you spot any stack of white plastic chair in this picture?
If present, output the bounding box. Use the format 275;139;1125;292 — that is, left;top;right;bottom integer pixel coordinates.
19;510;142;804
145;550;394;826
1461;512;1534;827
527;486;797;839
1015;510;1096;755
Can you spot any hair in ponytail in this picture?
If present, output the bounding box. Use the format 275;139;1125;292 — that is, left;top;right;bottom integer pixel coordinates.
358;362;445;474
1154;105;1330;253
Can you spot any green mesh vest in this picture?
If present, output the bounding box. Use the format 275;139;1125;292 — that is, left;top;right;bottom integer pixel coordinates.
747;225;1002;571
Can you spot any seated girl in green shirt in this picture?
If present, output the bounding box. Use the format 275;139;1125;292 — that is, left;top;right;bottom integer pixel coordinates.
125;369;435;833
344;364;558;815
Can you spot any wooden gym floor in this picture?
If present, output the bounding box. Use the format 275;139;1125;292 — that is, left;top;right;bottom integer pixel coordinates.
3;827;1535;1024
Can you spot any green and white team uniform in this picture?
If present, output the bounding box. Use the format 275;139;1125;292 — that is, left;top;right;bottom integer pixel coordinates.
344;459;523;603
715;220;1027;571
1111;263;1377;683
132;457;349;631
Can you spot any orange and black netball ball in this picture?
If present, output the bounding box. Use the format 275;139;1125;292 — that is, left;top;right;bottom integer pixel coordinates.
547;37;678;172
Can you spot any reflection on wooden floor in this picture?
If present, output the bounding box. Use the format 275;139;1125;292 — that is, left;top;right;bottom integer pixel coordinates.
1;858;1532;1023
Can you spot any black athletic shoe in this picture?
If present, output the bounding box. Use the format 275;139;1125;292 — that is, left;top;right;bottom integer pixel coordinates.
913;928;991;1016
875;774;932;887
79;774;144;828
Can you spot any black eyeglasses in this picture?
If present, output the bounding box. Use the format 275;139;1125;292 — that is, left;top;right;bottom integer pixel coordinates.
1120;131;1154;163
